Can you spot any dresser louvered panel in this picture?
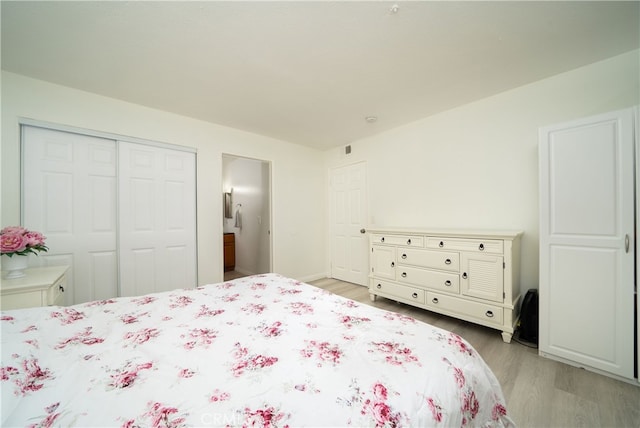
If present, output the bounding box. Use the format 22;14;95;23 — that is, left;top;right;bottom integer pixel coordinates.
369;228;522;343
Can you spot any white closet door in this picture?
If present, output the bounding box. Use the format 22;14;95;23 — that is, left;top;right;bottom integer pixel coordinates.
22;126;118;305
539;108;635;379
118;141;197;297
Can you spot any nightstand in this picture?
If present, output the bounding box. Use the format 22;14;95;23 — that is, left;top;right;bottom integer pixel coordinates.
0;266;68;310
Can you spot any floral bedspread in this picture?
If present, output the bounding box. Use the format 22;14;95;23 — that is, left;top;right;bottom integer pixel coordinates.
1;273;514;427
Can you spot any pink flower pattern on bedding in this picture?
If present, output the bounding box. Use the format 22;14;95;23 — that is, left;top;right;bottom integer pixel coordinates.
1;273;515;427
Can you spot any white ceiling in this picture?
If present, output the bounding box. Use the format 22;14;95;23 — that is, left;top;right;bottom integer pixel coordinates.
2;1;638;150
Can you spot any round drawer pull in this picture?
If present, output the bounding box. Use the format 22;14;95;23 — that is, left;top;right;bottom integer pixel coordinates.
411;292;418;299
381;237;385;243
377;284;382;289
407;239;412;245
390;262;395;268
401;253;407;259
444;259;451;265
485;310;494;318
432;298;439;304
401;272;407;278
439;241;444;248
444;280;451;286
462;272;468;279
479;243;485;251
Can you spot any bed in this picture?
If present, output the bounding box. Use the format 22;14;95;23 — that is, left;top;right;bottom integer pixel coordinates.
1;273;514;427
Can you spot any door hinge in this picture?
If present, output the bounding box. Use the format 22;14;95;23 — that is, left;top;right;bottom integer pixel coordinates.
503;262;505;269
503;292;506;299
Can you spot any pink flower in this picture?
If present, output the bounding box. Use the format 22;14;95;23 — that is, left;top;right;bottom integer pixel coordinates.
178;368;195;378
55;327;104;349
369;341;420;367
243;405;289;427
1;226;26;234
372;402;391;425
124;328;160;346
260;321;282;337
196;305;225;318
426;397;443;422
301;340;343;366
169;295;193;308
373;383;388;400
231;343;278;376
133;296;157;305
27;402;61;428
109;362;153;389
453;367;466;388
0;226;48;256
448;333;475;356
359;383;405;427
492;403;507;420
462;390;480;419
209;389;230;402
1;232;27;253
24;231;45;246
50;308;85;324
144;402;186;428
2;358;53;395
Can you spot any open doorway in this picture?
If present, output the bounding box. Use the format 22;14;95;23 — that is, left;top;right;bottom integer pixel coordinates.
222;154;272;280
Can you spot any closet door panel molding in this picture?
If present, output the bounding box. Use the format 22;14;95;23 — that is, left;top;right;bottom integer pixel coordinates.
118;141;197;297
22;125;197;305
539;107;636;382
22;126;118;305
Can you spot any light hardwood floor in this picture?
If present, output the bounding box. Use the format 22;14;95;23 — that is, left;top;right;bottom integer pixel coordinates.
307;277;640;428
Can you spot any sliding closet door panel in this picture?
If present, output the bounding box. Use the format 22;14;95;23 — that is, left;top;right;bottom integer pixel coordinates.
43;173;73;232
22;126;118;305
119;142;197;297
131;249;156;297
539;108;635;379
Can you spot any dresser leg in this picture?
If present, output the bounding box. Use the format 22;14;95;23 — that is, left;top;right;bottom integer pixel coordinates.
501;331;513;343
369;293;377;302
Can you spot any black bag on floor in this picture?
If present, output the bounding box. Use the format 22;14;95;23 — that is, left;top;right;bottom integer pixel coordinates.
519;289;539;345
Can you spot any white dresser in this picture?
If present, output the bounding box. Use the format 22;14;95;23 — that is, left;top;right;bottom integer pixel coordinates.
368;228;522;342
0;266;68;310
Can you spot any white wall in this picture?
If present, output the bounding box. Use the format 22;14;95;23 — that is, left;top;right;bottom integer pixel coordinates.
1;71;327;285
4;50;637;295
325;50;640;296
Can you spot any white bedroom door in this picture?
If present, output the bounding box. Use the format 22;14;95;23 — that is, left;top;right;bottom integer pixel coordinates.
118;141;197;297
330;162;368;286
22;126;118;305
539;108;635;380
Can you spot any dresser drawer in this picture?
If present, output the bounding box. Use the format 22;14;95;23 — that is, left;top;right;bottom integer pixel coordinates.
0;266;69;310
0;291;44;310
426;237;503;254
370;280;425;304
396;265;460;293
47;277;65;306
426;292;504;326
371;234;424;247
398;248;459;272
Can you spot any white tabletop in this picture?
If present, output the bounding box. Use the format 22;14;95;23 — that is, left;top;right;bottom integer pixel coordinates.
0;265;69;293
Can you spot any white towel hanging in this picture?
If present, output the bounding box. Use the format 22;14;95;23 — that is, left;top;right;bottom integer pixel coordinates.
234;206;242;229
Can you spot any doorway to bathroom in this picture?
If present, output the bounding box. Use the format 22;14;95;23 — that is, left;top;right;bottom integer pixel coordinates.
222;154;272;280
